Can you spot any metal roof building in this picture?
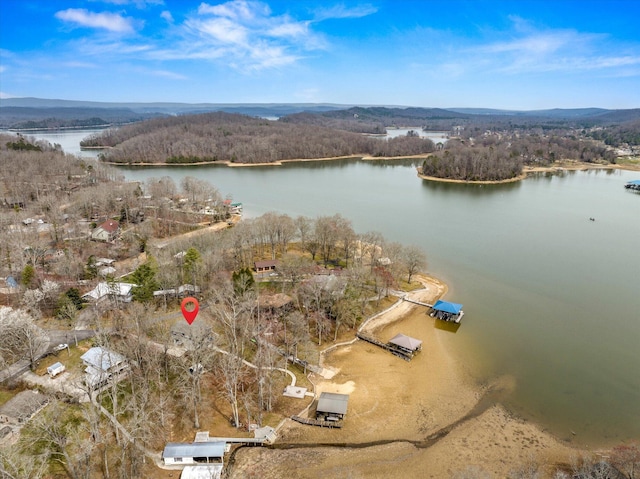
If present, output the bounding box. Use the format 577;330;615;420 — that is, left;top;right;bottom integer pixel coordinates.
162;442;226;466
315;392;349;421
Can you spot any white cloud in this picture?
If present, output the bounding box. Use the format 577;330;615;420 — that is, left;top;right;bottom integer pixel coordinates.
55;8;138;34
193;17;249;44
268;20;309;39
173;0;324;70
90;0;164;7
150;69;187;80
160;10;173;23
460;19;639;78
198;0;270;21
62;61;99;69
313;3;378;21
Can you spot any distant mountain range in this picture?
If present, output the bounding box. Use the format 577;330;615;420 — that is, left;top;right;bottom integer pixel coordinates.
1;97;638;129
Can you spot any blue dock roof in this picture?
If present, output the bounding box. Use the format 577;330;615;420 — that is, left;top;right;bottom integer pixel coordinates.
432;300;463;314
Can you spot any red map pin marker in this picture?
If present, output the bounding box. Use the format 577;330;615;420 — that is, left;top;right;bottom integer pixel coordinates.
181;297;199;325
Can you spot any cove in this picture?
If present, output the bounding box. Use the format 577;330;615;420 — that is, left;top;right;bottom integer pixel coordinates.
115;159;640;447
16;129;640;446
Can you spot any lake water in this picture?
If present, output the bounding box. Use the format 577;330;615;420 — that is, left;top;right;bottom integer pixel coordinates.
27;130;640;447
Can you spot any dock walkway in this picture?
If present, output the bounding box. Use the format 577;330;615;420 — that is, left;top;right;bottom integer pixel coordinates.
402;297;433;308
291;415;343;428
356;333;413;361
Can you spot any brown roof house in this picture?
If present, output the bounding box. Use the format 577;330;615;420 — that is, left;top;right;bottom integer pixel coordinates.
91;219;119;242
254;260;278;274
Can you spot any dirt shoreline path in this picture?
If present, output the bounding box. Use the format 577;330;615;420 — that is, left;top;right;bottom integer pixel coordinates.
229;275;581;478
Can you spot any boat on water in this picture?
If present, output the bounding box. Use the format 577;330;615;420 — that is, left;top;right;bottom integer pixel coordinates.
624;179;640;191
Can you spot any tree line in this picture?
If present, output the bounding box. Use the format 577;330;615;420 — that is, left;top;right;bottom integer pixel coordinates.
420;133;616;181
587;120;640;147
81;112;436;164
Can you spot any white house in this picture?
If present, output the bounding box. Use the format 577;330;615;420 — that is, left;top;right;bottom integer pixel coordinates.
82;282;133;303
80;347;128;389
162;442;226;468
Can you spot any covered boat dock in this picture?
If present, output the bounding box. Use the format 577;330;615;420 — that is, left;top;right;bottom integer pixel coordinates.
430;300;464;323
625;179;640;191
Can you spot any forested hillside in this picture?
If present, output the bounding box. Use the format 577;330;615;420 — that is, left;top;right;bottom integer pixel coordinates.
83;112;436;164
0;107;160;130
420;134;616;182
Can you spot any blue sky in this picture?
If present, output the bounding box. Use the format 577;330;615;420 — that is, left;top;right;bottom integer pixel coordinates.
1;0;639;109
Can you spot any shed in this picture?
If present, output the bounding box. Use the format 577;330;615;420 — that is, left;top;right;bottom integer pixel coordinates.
315;392;349;422
388;333;422;353
162;441;226;465
47;362;66;378
430;300;464;323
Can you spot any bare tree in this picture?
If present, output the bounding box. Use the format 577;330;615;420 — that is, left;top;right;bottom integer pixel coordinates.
0;306;49;370
611;442;640;479
402;244;427;284
217;352;245;428
0;443;48;479
23;399;91;479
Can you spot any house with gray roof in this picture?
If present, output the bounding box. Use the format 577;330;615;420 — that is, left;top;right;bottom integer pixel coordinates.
80;347;128;389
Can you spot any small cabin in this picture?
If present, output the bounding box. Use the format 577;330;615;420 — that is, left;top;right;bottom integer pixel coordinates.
254;260;277;274
315;392;349;422
430;300;464;323
47;362;66;378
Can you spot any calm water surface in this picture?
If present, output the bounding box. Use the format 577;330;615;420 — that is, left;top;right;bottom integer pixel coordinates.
32;131;640;446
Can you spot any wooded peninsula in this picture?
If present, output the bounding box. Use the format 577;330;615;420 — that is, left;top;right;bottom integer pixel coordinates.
79;106;640;182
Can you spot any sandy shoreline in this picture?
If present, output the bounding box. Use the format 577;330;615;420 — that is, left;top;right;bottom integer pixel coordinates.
228;275;582;478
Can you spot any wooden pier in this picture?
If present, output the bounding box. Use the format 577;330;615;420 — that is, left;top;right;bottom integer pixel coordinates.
356;333;414;361
403;297;433;308
291;415;343;428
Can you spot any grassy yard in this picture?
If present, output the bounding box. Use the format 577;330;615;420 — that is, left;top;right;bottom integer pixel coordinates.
34;339;93;377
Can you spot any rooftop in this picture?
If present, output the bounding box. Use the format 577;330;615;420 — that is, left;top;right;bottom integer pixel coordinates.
389;333;422;351
316;392;349;415
80;347;126;372
162;441;226;459
432;300;463;314
0;390;49;422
